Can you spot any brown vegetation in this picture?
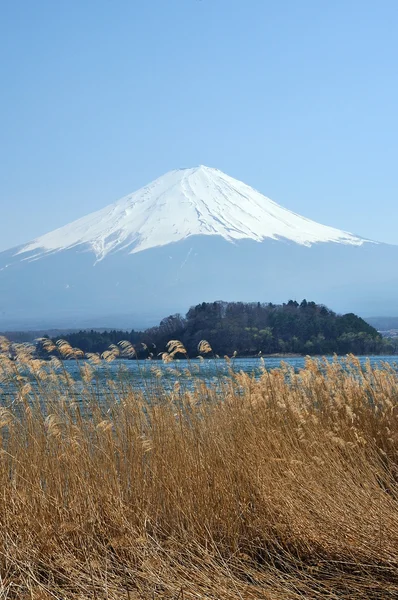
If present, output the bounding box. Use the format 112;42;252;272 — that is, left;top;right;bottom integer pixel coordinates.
0;336;398;598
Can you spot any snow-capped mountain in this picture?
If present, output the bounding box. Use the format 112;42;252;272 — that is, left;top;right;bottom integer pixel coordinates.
0;166;396;329
18;166;366;261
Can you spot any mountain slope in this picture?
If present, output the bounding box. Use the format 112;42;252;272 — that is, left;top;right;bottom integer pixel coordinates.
16;166;367;262
0;166;396;329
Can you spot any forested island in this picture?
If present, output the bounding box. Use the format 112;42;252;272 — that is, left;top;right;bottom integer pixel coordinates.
37;300;397;357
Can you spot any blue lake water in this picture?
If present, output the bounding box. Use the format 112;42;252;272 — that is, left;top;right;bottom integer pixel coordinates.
1;355;397;407
61;355;398;383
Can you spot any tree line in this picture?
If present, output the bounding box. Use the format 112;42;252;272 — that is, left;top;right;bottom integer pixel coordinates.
41;299;397;357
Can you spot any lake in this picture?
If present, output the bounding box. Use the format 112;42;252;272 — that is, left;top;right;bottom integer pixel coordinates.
1;354;397;407
60;354;398;384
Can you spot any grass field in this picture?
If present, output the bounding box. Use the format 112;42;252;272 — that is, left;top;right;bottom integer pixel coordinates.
0;336;398;598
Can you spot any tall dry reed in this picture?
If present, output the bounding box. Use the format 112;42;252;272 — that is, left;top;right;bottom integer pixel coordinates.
0;337;397;598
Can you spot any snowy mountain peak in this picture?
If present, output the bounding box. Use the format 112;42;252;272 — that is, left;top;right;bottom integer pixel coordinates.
18;166;367;261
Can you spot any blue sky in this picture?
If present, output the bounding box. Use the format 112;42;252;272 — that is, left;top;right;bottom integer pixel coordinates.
1;0;398;251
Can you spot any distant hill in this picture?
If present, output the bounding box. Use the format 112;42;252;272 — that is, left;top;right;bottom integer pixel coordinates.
48;300;395;357
0;328;106;344
366;317;398;331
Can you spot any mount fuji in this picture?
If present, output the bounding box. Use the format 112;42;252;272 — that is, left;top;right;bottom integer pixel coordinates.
0;166;397;329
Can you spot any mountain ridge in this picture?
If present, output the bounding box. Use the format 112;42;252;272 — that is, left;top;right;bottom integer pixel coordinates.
10;166;369;264
1;167;397;329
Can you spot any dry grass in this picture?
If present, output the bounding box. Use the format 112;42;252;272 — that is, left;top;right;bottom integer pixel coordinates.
0;337;398;598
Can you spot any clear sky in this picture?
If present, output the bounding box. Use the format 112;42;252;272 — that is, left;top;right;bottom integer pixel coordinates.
1;0;398;251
